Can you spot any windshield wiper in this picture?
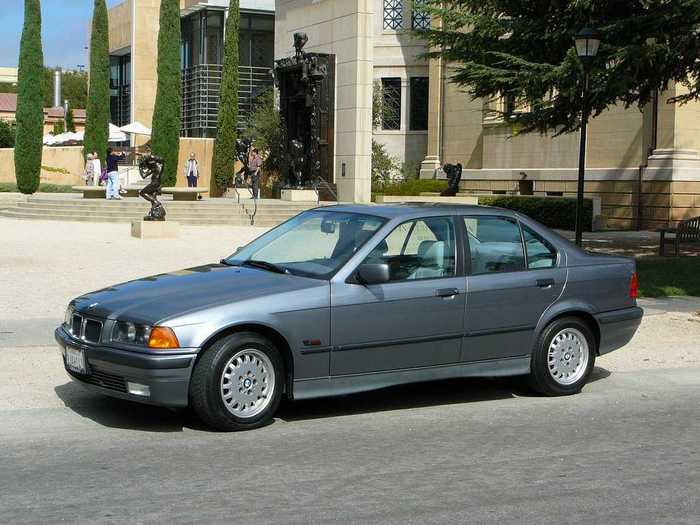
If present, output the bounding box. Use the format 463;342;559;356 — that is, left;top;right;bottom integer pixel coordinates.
219;259;238;267
242;260;289;274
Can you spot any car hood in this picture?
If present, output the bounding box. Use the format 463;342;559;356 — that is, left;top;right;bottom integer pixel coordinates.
72;263;323;325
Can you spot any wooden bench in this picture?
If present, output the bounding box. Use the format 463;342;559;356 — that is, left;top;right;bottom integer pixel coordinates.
72;186;143;199
161;187;209;201
658;216;700;256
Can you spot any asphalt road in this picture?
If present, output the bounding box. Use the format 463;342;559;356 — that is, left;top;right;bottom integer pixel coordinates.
2;365;699;524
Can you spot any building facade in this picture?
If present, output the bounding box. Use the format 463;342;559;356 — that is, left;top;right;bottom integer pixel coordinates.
275;0;700;225
106;0;274;143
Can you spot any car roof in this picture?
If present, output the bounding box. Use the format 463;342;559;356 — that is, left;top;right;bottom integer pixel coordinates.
312;203;517;220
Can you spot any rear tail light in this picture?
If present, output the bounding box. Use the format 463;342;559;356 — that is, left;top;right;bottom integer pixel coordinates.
629;272;638;299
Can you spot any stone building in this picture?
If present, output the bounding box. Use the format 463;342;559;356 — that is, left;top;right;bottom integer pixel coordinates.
276;0;700;226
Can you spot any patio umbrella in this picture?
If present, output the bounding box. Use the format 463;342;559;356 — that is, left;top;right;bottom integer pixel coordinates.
119;121;151;136
108;123;128;142
43;134;57;145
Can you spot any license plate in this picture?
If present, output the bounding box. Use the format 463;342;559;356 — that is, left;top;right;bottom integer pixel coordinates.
65;347;86;374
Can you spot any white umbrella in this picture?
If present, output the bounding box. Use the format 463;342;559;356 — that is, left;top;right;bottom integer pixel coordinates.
109;123;127;142
43;134;57;145
119;121;151;136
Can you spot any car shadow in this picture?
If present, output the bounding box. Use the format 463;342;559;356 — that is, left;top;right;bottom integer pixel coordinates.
54;367;613;431
53;382;204;433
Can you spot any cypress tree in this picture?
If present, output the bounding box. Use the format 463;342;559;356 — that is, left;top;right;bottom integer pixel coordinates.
14;0;44;194
83;0;110;160
151;0;182;187
212;0;240;192
66;108;75;133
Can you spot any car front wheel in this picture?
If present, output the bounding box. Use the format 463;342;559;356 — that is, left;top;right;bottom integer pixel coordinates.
189;332;284;431
528;317;596;396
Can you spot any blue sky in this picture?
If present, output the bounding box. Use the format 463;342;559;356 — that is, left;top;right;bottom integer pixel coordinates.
1;0;123;70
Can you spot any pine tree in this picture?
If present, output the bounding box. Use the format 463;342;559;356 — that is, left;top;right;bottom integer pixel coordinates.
151;0;182;187
66;108;75;133
83;0;110;160
212;0;240;193
14;0;44;194
421;0;700;135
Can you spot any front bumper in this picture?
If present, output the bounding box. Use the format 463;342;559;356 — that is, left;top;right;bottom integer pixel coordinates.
596;306;644;355
55;326;197;407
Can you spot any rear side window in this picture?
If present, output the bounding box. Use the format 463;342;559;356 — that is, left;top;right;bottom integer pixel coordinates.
522;225;557;269
463;216;525;274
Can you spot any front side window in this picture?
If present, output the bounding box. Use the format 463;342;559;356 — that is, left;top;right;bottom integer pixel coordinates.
464;216;525;274
226;211;386;279
523;225;557;269
364;217;456;281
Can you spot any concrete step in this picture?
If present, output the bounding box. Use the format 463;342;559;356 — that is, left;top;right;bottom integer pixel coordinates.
0;209;283;227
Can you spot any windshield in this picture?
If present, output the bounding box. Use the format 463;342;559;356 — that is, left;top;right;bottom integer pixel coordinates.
225;210;387;279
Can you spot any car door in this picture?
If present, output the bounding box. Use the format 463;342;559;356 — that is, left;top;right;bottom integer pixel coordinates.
330;216;466;376
462;215;565;362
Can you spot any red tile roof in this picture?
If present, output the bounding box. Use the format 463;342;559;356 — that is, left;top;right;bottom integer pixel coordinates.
0;93;85;121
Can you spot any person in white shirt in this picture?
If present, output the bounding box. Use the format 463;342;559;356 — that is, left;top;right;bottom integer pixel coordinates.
184;153;199;187
92;152;101;186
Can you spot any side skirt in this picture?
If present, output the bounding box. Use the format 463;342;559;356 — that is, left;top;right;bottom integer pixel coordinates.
291;355;531;401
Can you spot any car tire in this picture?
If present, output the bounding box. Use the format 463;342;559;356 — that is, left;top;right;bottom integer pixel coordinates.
528;317;596;396
189;332;284;431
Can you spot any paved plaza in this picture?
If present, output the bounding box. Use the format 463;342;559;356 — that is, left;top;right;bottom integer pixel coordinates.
1;218;700;523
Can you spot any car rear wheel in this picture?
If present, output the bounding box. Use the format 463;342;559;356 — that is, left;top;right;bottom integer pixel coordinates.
189;332;284;431
528;317;596;396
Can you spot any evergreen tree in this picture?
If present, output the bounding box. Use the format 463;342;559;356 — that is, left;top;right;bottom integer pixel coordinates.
421;0;700;135
212;0;240;192
151;0;182;187
84;0;110;160
14;0;44;194
65;108;75;132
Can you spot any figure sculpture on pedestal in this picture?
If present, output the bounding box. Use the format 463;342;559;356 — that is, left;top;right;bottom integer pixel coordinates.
234;138;252;187
138;153;166;221
440;163;463;197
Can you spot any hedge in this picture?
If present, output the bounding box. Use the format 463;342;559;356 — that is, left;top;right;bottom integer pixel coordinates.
374;179;448;197
478;195;593;231
0;183;79;193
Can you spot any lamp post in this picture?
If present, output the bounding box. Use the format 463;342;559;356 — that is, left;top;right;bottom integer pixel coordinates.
573;28;601;246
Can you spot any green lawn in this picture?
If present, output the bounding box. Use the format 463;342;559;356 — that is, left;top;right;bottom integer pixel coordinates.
636;257;700;298
0;182;78;193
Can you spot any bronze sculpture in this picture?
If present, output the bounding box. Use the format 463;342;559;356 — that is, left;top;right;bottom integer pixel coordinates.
234;138;252;187
138;154;166;221
440;163;463;197
273;34;329;188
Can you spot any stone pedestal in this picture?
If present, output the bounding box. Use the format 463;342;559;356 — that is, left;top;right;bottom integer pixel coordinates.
131;220;179;239
281;189;317;202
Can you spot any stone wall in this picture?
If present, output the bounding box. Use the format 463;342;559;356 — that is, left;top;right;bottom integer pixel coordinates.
0;147;85;186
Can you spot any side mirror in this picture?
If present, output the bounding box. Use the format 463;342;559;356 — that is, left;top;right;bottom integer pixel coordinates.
356;263;391;285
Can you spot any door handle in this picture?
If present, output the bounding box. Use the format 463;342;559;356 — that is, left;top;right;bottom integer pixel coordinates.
435;288;460;298
536;278;555;288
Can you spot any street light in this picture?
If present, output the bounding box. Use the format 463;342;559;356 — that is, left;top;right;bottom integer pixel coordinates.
573;28;601;246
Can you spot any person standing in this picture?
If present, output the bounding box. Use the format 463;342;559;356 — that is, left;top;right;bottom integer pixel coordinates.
91;152;101;186
84;153;95;186
184;153;199;188
105;148;125;200
248;148;262;198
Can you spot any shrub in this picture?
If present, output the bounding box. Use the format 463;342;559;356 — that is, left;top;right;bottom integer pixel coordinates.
53;121;65;135
478;196;593;231
0;120;15;148
84;0;110;162
65;109;75;133
212;0;240;193
14;0;44;194
243;89;281;173
150;0;182;187
375;178;448;196
371;140;399;188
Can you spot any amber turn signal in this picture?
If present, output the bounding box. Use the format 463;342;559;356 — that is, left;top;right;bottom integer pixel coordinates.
148;326;180;349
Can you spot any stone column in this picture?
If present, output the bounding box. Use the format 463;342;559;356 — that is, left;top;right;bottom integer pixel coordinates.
419;16;444;179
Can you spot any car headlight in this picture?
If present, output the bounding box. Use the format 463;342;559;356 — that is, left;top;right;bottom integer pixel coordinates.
64;305;74;327
112;322;152;345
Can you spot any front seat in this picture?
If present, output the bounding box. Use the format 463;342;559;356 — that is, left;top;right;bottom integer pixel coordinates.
410;240;445;279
